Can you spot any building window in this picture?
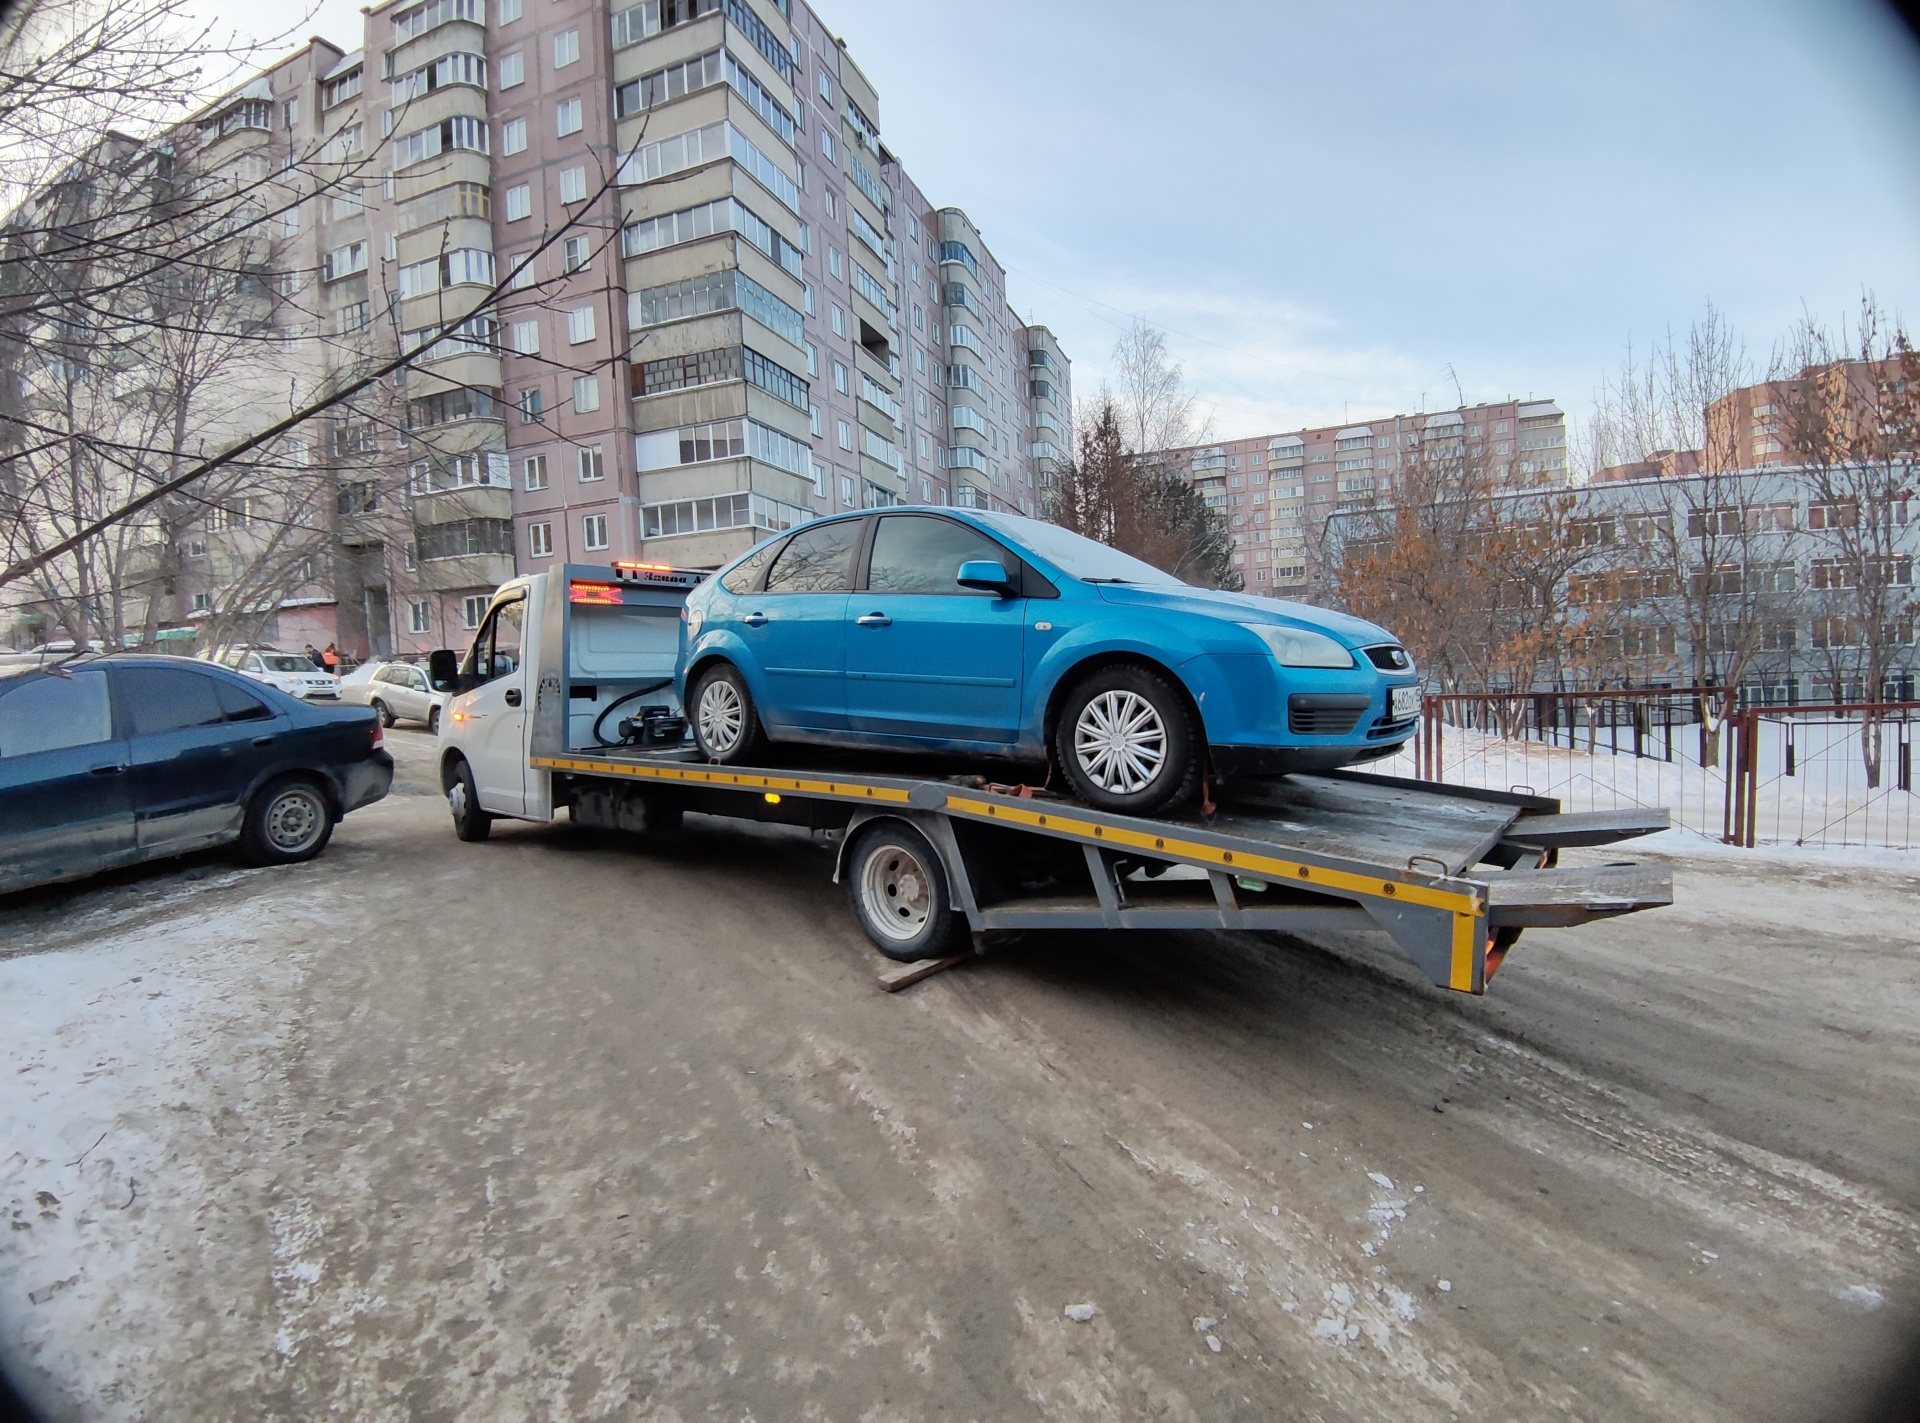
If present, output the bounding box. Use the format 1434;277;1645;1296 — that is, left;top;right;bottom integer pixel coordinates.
582;513;609;550
559;165;587;203
803;281;814;315
818;69;831;103
912;303;922;331
563;235;589;272
496;0;521;21
832;360;847;395
828;246;842;279
556;98;582;136
837;419;853;451
505;183;531;220
820;129;834;162
578;445;604;481
809;403;822;437
509;252;535;289
523;454;547;489
553;28;579;67
461;595;488;630
567;306;595;343
408;600;431;634
519;388;543;423
501;117;526;154
511;319;539;354
190;591;211;613
840;475;854;505
284;98;299;129
804;340;818;376
499;51;523;87
573;374;600;412
529;522;553;557
831;304;844;337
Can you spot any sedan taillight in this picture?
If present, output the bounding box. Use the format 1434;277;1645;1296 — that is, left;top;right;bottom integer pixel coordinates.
370;719;384;749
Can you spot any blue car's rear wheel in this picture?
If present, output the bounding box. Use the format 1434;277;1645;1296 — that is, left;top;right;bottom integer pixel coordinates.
240;776;336;866
689;662;768;764
1054;665;1200;815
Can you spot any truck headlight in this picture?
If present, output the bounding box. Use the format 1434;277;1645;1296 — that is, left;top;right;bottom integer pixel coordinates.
1238;623;1355;669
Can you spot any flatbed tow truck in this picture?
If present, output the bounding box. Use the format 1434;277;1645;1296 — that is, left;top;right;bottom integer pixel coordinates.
434;562;1673;995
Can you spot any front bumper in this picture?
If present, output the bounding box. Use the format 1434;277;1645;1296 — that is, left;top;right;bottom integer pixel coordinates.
1208;735;1410;778
339;750;394;813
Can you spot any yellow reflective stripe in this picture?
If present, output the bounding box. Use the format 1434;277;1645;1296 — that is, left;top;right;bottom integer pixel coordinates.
941;793;1482;917
1450;911;1480;993
528;755;913;803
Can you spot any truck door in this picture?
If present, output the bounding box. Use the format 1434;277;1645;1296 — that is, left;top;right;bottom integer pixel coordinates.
460;593;529;814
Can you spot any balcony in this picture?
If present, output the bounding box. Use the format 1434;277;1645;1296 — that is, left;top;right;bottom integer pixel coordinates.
412;552;514;592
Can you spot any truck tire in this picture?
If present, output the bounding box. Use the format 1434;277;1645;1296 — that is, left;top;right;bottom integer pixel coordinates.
239;776;335;866
447;758;492;842
846;820;960;962
688;662;768;763
1053;664;1200;816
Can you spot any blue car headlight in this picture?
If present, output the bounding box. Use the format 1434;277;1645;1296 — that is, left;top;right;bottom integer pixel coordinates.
1238;622;1355;669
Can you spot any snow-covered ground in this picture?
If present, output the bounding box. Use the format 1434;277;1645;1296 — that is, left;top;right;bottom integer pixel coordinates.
1372;717;1918;854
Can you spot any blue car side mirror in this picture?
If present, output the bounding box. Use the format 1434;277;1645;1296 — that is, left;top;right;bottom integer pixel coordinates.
956;560;1013;595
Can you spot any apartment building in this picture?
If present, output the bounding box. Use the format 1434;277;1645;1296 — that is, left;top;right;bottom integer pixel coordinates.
5;0;1069;655
1150;400;1568;599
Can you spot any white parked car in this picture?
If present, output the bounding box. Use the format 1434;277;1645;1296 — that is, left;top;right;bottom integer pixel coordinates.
338;659;446;731
208;647;340;700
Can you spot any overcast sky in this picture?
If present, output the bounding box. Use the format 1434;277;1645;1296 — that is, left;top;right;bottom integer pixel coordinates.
205;0;1920;441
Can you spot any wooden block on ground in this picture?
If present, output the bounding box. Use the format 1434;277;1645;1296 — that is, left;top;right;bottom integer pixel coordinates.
876;953;972;993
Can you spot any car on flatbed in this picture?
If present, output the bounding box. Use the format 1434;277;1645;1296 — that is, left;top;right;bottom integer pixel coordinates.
678;509;1420;813
0;655;392;895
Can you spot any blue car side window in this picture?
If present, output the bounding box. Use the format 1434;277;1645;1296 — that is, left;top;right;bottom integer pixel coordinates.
764;522;861;593
0;672;113;757
720;536;787;594
867;516;1008;594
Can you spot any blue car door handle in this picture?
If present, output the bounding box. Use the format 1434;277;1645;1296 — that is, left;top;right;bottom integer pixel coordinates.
89;762;126;776
855;613;892;627
251;736;275;747
742;612;769;627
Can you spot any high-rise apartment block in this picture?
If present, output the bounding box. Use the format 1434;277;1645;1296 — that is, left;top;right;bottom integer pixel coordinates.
6;0;1068;656
1152;400;1567;597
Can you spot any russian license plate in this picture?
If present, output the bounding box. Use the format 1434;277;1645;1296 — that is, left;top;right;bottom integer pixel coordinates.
1390;685;1420;720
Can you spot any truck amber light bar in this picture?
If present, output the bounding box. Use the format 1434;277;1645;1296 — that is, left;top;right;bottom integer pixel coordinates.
613;560;674;573
568;581;623;604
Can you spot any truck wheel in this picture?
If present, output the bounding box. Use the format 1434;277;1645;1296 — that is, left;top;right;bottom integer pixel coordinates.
447;759;492;842
239;776;335;866
689;662;768;763
370;698;397;728
846;820;960;962
1053;664;1200;815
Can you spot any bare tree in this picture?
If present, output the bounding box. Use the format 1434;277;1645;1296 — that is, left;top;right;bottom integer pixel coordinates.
1588;303;1796;758
1774;296;1919;786
1111;319;1208;457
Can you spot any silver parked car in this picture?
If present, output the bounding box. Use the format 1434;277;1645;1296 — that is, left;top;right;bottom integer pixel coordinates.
340;660;446;732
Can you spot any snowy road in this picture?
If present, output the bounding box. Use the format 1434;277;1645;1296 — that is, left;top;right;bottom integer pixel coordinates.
3;730;1918;1420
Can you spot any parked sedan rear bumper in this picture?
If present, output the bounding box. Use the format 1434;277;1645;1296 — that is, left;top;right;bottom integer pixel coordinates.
339;751;394;813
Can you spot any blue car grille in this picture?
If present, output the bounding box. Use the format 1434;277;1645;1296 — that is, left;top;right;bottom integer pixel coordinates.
1288;694;1370;736
1362;644;1413;672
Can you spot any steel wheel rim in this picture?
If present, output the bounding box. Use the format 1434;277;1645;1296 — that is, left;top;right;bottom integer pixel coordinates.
860;842;933;942
697;678;745;753
1074;690;1167;794
264;786;326;853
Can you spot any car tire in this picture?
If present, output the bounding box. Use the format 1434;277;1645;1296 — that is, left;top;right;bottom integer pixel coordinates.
239;776;335;866
370;698;396;728
845;820;960;962
688;662;768;764
447;758;492;842
1053;664;1200;816
427;705;441;736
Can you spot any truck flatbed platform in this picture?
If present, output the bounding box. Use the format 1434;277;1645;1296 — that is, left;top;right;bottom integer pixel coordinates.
531;748;1671;995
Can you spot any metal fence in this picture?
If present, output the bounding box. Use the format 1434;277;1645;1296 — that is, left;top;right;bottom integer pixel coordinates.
1375;688;1918;850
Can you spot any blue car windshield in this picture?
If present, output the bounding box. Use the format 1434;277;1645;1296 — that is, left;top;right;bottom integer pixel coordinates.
971;513;1187;588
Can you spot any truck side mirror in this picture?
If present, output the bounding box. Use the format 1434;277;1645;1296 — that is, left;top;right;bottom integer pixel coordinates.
956;559;1014;595
427;648;459;691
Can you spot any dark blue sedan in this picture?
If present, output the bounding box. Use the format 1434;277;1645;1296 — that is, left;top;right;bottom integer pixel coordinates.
0;655;392;895
678;510;1418;814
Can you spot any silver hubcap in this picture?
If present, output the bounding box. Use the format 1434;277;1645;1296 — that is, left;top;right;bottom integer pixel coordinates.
697;678;745;754
264;787;325;853
1074;690;1167;794
860;842;933;943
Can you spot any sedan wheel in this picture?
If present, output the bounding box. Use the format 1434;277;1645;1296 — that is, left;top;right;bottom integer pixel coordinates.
1053;665;1199;815
239;777;336;865
1074;690;1167;795
688;664;767;763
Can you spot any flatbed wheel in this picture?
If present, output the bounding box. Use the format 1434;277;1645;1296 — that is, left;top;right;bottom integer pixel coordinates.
846;820;958;962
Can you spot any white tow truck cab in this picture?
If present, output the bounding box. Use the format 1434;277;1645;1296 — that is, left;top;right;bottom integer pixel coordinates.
428;562;702;825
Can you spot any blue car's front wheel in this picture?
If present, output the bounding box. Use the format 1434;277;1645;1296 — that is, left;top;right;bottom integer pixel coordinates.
1053;665;1200;816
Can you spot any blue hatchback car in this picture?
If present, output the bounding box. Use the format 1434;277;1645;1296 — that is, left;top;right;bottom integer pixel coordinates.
678;509;1419;814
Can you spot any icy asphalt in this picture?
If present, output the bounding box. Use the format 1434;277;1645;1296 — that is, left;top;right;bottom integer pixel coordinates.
1;730;1917;1421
